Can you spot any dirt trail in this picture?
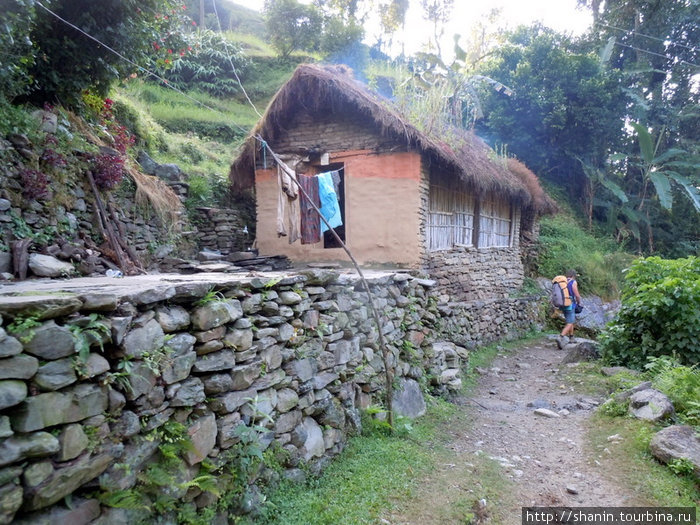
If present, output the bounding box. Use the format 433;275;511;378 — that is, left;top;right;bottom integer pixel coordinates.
389;338;641;525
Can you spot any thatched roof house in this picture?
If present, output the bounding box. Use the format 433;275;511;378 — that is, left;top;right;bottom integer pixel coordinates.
230;64;555;300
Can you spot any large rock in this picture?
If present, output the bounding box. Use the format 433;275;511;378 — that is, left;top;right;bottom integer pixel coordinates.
560;338;600;364
10;384;108;432
155;306;190;333
191;300;242;331
13;497;100;525
393;378;426;418
575;295;620;334
649;425;700;479
0;483;23;525
0;432;59;467
124;362;157;401
121;319;165;359
33;358;77;391
167;377;205;407
0;251;11;275
21;321;75;360
0;380;27;411
100;438;160;492
300;417;325;460
0;295;82;321
629;389;674;422
161;333;196;384
0;328;22;358
193;350;236;373
28;254;74;278
231;361;262;390
154;163;184;182
57;424;89;461
0;355;39;380
23;452;115;511
184;413;217;466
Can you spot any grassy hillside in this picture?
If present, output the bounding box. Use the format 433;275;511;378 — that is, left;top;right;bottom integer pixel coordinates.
110;26;313;210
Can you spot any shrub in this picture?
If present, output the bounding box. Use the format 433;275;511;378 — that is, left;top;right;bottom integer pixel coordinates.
600;256;700;368
91;153;126;190
536;215;633;299
159;30;250;97
645;356;700;429
19;168;50;200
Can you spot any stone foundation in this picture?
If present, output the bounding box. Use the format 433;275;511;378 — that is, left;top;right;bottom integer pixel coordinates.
0;270;543;523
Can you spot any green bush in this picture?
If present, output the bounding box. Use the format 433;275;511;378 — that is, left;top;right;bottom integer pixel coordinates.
536;215;633;299
645;356;700;429
159;30;251;97
600;256;700;368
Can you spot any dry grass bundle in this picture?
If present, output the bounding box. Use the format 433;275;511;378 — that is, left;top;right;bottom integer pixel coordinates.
507;158;558;216
127;165;183;233
67;111;183;233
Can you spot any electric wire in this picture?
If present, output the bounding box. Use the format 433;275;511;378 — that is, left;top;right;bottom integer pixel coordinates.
595;21;699;54
211;0;263;118
34;1;253;138
612;40;700;69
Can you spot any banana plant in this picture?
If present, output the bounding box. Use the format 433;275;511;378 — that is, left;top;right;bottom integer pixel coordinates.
629;122;700;213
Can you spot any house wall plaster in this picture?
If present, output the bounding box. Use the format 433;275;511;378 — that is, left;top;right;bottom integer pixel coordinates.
255;151;423;267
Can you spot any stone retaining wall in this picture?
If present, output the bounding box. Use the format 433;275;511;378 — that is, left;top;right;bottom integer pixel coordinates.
0;270;542;523
191;207;251;255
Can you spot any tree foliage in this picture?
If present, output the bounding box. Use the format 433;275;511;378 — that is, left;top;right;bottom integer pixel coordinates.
159;30;250;97
0;0;37;100
600;256;700;368
264;0;368;60
264;0;323;58
475;25;628;191
9;0;191;107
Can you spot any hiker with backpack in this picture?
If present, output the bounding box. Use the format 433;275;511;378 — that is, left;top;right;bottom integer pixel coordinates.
551;269;582;348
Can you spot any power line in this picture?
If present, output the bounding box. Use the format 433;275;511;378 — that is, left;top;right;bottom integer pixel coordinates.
612;40;700;69
211;0;263;119
596;21;699;54
34;1;253;138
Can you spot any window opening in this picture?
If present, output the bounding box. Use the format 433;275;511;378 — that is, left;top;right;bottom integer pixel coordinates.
311;163;345;248
427;180;474;251
478;196;512;248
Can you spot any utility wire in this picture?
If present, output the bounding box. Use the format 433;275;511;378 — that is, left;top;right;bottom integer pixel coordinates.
34;1;252;138
595;21;699;54
211;0;263;119
612;40;700;69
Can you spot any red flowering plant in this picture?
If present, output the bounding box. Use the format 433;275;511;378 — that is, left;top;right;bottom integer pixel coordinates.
20;168;50;200
142;2;194;72
89;97;136;190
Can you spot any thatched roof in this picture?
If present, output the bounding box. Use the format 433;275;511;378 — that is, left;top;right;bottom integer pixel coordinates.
230;63;549;211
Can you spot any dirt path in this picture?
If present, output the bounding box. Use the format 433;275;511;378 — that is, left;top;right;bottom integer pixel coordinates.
388;337;640;525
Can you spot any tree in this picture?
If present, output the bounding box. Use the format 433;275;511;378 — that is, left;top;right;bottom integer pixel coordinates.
0;0;37;100
16;0;190;107
475;25;628;205
377;0;410;55
264;0;323;59
419;0;454;57
159;30;250;97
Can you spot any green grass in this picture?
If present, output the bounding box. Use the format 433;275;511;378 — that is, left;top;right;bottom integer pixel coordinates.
252;336;539;525
537;214;635;300
587;414;700;506
559;362;640;398
252;398;453;525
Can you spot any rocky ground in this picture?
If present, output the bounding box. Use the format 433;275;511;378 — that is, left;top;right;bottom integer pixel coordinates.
389;337;645;525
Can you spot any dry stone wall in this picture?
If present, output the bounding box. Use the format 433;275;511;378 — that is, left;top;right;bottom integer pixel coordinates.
0;270;542;523
426;246;526;302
